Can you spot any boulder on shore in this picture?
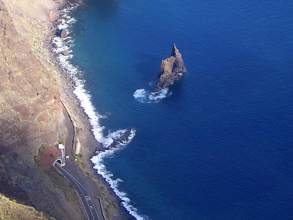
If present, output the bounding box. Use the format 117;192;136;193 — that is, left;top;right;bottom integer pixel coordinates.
61;49;70;56
155;43;187;91
56;28;68;38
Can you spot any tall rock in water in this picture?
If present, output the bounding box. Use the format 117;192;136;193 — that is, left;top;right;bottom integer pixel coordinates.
155;43;187;91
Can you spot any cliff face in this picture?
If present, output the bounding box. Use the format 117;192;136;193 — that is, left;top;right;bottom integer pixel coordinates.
0;1;83;219
155;44;187;91
0;0;64;158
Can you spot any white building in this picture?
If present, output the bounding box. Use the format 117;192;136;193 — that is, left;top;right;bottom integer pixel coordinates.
58;144;66;166
58;144;65;150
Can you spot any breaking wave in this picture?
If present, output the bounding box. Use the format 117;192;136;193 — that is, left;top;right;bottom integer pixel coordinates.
91;128;148;220
52;5;145;220
103;128;136;148
133;88;170;103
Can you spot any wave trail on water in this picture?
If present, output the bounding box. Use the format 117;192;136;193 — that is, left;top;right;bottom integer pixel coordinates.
52;5;146;220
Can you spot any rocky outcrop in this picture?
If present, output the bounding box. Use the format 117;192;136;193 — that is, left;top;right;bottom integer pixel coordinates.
155;43;187;91
105;129;133;149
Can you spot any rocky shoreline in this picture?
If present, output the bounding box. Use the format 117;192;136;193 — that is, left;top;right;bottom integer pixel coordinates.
49;1;134;220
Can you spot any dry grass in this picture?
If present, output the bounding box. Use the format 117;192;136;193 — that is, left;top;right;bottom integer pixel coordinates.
0;194;54;220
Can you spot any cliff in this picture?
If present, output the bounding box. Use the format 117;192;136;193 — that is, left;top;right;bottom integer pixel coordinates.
0;1;131;220
0;1;83;219
155;43;187;91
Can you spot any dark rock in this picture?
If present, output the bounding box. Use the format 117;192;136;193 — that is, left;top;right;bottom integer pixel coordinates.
55;29;61;37
61;50;70;56
155;43;187;91
55;29;68;38
106;129;132;149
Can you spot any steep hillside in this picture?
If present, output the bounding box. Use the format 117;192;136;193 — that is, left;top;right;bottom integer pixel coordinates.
0;1;84;219
0;194;52;220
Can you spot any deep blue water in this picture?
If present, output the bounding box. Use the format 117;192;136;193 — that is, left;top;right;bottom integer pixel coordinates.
71;0;293;219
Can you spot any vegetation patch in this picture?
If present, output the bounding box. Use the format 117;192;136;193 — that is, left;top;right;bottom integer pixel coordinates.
74;154;86;170
0;194;54;220
35;144;61;170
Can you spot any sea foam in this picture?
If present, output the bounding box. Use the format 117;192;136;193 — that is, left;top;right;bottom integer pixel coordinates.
53;5;145;220
133;88;169;103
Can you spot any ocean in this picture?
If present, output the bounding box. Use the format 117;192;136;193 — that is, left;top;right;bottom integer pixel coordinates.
55;0;293;219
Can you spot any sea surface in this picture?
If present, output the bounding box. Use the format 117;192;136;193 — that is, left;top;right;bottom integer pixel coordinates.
65;0;293;219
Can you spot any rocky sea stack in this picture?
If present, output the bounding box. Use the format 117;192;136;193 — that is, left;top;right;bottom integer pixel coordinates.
155;43;187;91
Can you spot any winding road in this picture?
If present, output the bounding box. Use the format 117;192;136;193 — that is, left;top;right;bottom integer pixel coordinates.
54;162;101;220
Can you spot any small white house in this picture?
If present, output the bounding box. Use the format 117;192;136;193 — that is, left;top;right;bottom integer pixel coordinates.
58;144;66;166
58;144;65;150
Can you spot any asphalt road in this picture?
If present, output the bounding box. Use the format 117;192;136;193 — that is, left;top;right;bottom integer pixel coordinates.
54;162;100;220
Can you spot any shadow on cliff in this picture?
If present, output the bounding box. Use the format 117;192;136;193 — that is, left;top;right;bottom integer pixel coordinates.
0;145;31;205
